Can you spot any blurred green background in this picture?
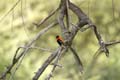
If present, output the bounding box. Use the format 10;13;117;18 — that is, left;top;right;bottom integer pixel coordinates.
0;0;120;80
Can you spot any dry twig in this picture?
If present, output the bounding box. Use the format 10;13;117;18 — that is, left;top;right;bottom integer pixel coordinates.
1;0;120;80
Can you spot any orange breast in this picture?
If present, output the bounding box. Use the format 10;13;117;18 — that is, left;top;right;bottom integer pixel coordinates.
57;37;64;43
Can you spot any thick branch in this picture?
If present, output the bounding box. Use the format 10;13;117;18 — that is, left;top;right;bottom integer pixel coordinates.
65;0;70;29
33;47;68;80
45;47;64;80
58;0;68;37
69;2;88;20
69;1;109;57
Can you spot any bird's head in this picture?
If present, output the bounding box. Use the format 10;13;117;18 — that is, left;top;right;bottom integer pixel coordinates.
56;35;59;39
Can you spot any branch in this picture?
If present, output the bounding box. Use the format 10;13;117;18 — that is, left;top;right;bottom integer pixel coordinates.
1;0;119;80
15;46;53;52
69;1;109;57
45;47;64;80
0;21;58;79
33;7;60;27
68;2;90;41
33;47;61;80
33;45;68;80
65;0;70;29
0;0;21;23
70;47;83;73
69;2;88;20
58;0;70;40
106;40;120;46
91;25;109;57
85;40;120;79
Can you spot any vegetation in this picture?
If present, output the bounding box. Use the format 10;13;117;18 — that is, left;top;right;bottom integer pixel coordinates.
0;0;120;80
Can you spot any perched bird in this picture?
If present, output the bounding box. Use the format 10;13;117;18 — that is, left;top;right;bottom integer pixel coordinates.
56;35;64;46
56;35;83;73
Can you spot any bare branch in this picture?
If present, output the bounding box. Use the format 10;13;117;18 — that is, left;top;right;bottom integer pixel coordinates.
69;1;109;57
45;47;64;80
58;0;70;40
30;46;53;52
106;40;120;46
85;40;120;79
0;0;21;23
0;21;58;79
65;0;70;29
1;0;120;80
33;47;60;80
70;47;83;73
69;2;88;20
50;63;62;68
92;40;120;67
91;25;109;57
33;7;60;27
15;46;53;52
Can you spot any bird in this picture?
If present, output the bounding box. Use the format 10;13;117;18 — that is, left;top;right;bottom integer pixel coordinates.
56;35;64;46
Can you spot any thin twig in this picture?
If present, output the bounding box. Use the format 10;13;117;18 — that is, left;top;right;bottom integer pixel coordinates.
70;47;83;73
30;46;53;52
85;40;120;80
16;46;53;52
9;51;26;80
0;21;58;79
33;7;60;27
11;8;14;32
0;0;21;23
45;47;64;80
1;0;120;80
20;0;31;40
